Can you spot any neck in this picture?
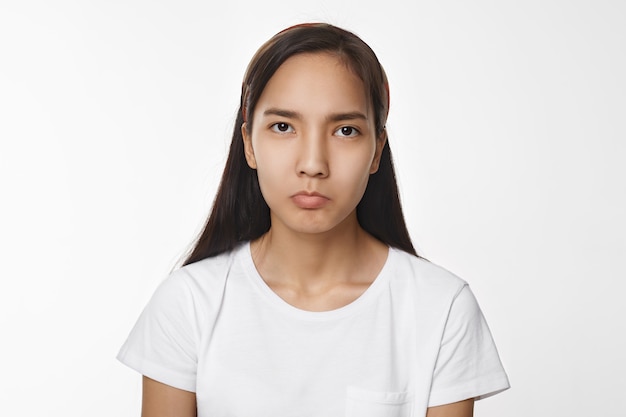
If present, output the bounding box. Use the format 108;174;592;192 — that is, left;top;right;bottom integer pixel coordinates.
250;215;386;290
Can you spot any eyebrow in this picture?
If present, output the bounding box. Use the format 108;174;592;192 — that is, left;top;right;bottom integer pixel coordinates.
263;108;368;122
327;111;368;122
263;108;302;120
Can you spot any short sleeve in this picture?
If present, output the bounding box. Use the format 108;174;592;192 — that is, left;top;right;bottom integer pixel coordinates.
117;270;198;392
428;285;510;407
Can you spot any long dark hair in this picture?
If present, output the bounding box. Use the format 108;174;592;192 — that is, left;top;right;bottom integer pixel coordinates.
184;23;417;265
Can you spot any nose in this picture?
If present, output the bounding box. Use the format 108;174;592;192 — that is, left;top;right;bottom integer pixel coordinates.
296;132;329;178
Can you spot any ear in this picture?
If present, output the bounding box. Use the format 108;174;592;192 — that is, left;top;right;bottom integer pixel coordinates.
369;132;387;174
241;123;257;169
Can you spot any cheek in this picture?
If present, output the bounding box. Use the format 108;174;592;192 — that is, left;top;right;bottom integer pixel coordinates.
253;148;289;195
331;150;376;188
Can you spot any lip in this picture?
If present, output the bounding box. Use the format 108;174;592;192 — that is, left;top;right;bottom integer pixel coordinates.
291;191;330;209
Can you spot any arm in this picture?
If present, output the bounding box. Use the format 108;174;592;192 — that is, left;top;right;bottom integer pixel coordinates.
141;376;197;417
426;398;474;417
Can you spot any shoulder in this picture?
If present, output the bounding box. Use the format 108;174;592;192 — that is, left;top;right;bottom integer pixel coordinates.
151;246;243;313
388;248;468;299
177;246;239;288
383;248;475;325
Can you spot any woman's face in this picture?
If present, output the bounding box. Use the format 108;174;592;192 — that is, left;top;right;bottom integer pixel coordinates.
243;52;384;236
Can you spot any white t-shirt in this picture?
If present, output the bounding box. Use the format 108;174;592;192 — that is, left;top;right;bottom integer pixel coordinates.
118;243;509;416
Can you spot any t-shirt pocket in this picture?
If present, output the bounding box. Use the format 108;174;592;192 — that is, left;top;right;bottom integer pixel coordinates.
345;386;414;417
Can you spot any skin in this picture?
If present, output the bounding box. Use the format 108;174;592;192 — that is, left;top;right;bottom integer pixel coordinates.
141;377;196;417
242;52;388;311
426;399;474;417
141;52;474;416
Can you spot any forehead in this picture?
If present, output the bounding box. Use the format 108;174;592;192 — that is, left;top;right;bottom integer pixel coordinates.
255;52;371;116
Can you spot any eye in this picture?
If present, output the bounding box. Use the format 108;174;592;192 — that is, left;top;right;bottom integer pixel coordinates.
270;122;295;133
334;126;360;138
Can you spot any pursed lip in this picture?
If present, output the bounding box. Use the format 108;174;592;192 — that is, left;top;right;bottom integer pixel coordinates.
290;191;330;209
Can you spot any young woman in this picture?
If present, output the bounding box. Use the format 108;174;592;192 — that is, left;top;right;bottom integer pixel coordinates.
118;23;509;417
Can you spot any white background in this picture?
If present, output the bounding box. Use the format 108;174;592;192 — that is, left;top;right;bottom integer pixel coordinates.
1;0;624;416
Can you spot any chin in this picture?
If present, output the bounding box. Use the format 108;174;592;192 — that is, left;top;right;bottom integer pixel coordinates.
272;211;357;237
